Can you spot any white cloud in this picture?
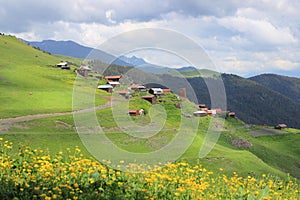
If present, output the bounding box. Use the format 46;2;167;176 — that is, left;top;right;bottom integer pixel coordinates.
218;16;298;46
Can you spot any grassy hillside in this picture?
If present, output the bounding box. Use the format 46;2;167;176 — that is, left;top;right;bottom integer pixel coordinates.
1;34;300;186
249;73;300;103
0;35;106;117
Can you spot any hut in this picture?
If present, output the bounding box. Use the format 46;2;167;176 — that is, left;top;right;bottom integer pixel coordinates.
142;95;156;104
275;124;287;130
105;75;122;82
193;110;207;117
57;62;70;69
228;112;236;118
129;110;140;116
199;104;206;109
98;84;113;93
149;88;163;95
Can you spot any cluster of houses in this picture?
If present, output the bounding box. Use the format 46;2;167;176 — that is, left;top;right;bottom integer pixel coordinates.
193;104;236;118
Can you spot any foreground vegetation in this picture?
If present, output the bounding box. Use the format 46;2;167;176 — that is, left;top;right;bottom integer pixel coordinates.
0;138;299;199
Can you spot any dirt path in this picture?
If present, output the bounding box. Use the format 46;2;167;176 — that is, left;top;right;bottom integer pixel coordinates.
0;96;114;131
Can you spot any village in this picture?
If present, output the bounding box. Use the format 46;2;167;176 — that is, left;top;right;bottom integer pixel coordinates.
56;61;287;130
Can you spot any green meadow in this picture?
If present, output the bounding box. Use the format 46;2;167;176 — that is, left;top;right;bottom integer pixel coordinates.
1;34;300;185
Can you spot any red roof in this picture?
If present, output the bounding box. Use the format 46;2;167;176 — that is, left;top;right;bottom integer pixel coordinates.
162;88;172;93
129;84;140;89
201;108;208;111
105;75;122;79
142;95;155;99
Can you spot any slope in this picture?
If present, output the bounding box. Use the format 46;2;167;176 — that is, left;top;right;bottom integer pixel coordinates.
249;73;300;103
0;35;106;118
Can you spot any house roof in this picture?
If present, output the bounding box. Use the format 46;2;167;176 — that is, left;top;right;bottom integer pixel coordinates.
162;88;172;93
79;66;91;71
142;95;155;99
193;111;207;114
105;75;122;79
277;124;287;127
57;62;68;66
108;81;120;85
98;84;113;89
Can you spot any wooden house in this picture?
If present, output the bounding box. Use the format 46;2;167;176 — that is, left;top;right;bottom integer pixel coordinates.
199;104;206;109
228;112;236;118
149;88;163;95
142;95;156;104
98;84;113;93
57;62;70;69
129;110;140;116
275;124;287;130
105;75;122;82
193;110;207;117
129;84;147;92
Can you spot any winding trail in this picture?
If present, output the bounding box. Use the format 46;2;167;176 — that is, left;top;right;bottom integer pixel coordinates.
0;96;113;131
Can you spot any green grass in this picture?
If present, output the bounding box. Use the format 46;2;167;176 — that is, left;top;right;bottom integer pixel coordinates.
1;34;300;183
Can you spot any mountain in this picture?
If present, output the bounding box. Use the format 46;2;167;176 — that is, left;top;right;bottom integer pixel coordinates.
26;40;130;66
176;66;197;72
118;55;173;74
186;74;300;128
249;74;300;103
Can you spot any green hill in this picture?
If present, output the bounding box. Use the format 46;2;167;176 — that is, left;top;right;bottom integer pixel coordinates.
1;34;300;181
0;35;106;117
249;73;300;103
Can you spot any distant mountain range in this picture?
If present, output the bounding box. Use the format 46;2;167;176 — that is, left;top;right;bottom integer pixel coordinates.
26;40;200;74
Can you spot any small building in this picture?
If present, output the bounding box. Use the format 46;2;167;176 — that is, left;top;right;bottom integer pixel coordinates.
98;84;113;93
193;110;207;117
129;110;140;116
199;104;206;109
57;62;70;69
275;124;287;129
149;88;163;95
77;66;91;77
129;84;147;92
142;95;156;104
105;75;122;82
228;112;236;118
162;88;172;93
211;108;222;114
207;110;216;116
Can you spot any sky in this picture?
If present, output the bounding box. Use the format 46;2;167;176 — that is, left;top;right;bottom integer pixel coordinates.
1;0;300;77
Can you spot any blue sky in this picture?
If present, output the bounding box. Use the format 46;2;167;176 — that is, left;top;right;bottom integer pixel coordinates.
1;0;300;77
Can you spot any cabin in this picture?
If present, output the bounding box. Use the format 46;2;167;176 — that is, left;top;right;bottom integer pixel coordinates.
142;95;156;104
129;110;140;116
275;124;287;130
105;75;122;82
149;88;163;95
77;66;91;77
162;88;172;93
228;112;236;118
193;110;207;117
57;62;70;69
129;84;147;92
199;104;206;109
98;84;113;93
211;108;222;114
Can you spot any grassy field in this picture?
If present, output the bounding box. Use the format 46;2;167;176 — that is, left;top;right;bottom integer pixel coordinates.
0;35;106;118
1;34;300;199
